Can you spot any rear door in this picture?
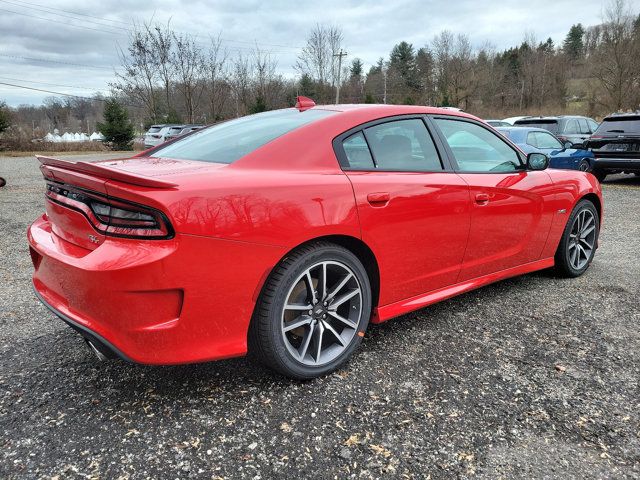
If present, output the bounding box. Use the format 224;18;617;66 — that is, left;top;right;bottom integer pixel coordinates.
431;116;556;281
335;116;471;306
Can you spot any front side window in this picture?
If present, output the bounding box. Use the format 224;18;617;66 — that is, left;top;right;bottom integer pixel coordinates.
151;109;335;164
527;131;563;149
434;118;521;172
363;119;442;171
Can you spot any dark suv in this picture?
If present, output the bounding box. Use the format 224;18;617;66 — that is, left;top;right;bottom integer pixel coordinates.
583;114;640;182
513;116;599;147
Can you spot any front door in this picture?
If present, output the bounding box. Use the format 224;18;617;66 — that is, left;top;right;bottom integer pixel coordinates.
431;116;557;281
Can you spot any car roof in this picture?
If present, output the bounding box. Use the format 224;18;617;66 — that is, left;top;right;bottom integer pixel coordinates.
307;103;478;121
515;115;589;122
497;126;553;134
602;113;640;121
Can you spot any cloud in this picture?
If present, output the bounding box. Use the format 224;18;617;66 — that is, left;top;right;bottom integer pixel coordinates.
0;0;608;106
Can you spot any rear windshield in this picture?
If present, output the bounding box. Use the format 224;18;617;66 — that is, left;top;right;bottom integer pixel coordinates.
514;120;559;133
594;116;640;135
147;126;162;133
151;109;336;164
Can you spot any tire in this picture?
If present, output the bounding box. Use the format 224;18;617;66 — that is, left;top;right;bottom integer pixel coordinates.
592;170;607;182
0;177;5;188
249;241;372;379
554;199;599;278
578;159;591;172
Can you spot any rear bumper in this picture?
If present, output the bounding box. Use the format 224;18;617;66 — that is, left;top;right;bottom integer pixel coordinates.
592;157;640;172
33;286;129;361
28;214;286;365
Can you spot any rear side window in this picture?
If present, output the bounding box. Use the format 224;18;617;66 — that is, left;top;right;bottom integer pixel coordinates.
147;126;162;133
515;120;559;134
343;132;375;169
527;131;562;149
435;118;521;172
563;119;580;134
363;119;442;171
578;119;590;134
151;109;335;164
594;116;640;135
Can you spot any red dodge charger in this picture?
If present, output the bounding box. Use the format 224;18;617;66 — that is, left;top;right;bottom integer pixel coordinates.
28;99;602;379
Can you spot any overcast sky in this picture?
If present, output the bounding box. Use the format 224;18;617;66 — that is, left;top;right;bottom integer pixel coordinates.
0;0;610;106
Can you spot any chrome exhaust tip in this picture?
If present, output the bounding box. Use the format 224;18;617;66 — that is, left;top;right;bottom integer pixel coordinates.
86;339;109;361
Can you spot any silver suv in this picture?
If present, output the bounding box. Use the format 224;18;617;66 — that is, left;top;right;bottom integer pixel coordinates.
164;124;204;142
143;124;182;148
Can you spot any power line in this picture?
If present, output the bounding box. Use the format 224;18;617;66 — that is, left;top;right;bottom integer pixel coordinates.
1;0;133;27
4;0;303;51
0;75;104;91
0;53;116;70
0;7;124;35
0;81;142;108
0;0;123;32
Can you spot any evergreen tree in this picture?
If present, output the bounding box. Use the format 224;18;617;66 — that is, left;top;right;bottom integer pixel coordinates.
298;73;316;98
389;41;419;89
0;101;10;135
364;93;375;104
97;99;135;151
563;24;585;60
350;58;364;80
249;95;267;114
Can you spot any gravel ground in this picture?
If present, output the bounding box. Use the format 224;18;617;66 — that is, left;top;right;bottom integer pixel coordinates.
1;154;639;479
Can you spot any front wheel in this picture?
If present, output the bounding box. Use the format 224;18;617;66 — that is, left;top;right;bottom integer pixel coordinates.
554;200;599;278
578;159;591;172
249;242;372;379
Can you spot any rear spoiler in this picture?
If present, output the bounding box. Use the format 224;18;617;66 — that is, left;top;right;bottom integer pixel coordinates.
37;156;177;189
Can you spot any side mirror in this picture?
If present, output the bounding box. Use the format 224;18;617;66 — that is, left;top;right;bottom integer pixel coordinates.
527;152;549;171
563;141;573;149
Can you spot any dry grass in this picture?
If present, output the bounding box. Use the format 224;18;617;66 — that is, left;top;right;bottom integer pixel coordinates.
0;139;145;157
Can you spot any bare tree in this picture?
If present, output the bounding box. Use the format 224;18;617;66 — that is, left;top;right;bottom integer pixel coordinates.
295;24;344;101
590;0;640;111
147;22;176;112
252;45;281;110
173;33;205;123
230;53;252;116
113;26;160;120
205;34;229;122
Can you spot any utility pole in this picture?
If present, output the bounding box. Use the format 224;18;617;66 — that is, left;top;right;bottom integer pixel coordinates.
383;68;388;104
333;49;347;104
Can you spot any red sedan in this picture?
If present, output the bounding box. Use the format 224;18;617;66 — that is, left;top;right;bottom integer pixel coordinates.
28;99;602;379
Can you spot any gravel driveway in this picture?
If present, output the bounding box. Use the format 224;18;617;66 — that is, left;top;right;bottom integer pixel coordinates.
1;154;639;479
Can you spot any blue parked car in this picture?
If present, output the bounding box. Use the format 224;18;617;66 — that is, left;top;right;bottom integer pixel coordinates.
497;127;595;172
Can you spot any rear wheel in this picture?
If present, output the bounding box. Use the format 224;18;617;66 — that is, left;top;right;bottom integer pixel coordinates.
554;200;599;278
249;242;372;379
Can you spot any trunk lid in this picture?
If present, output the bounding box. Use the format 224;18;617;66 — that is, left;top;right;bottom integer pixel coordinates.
38;155;216;250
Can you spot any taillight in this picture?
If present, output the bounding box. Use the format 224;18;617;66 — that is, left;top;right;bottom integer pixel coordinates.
45;182;173;239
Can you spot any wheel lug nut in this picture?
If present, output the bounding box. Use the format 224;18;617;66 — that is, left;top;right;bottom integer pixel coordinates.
308;310;313;315
322;314;326;319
